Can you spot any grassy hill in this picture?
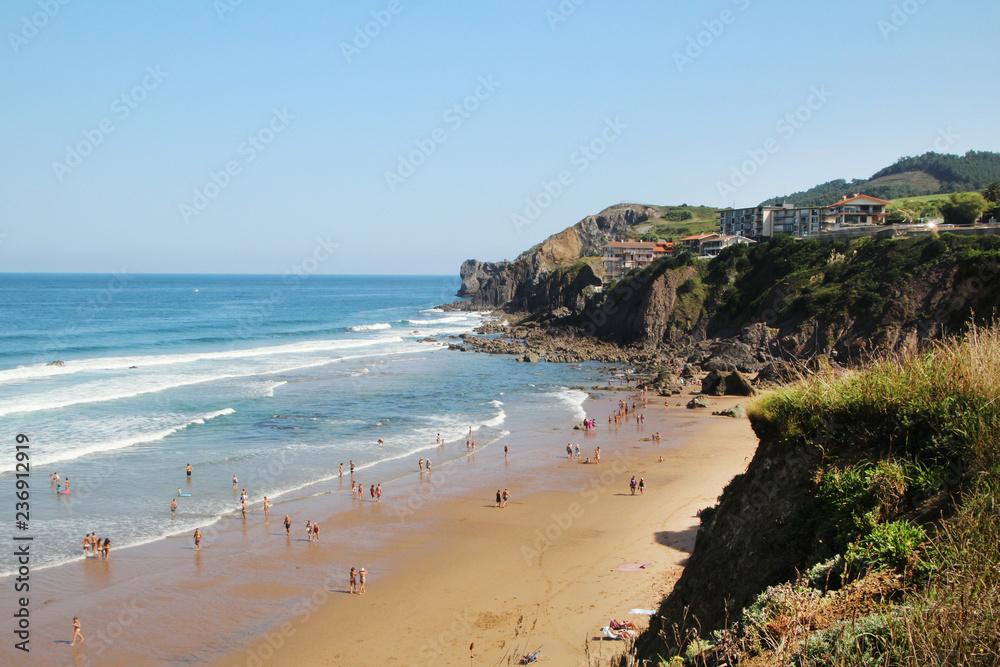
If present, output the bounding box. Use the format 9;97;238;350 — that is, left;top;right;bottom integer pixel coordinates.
623;205;719;241
761;150;1000;207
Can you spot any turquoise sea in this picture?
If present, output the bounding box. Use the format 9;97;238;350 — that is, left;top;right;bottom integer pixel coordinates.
0;274;604;576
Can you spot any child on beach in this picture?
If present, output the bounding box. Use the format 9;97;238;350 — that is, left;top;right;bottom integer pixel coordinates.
194;529;202;550
71;617;84;646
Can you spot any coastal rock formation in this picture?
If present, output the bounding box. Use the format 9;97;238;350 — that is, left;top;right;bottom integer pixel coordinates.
700;369;755;397
447;204;660;314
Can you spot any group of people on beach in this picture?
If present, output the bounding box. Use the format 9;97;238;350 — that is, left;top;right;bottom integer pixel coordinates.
494;488;510;507
609;399;643;426
51;472;70;495
629;476;645;495
82;533;110;559
351;481;382;502
349;566;367;594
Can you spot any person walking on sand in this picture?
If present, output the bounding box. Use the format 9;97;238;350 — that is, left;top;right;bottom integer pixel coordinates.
71;617;84;646
495;489;502;507
284;515;292;536
358;567;367;593
170;498;177;515
639;478;645;495
630;476;637;495
194;528;202;550
376;483;382;502
419;458;424;471
263;496;270;517
370;484;376;503
502;488;510;508
566;444;573;459
305;521;313;542
350;566;357;594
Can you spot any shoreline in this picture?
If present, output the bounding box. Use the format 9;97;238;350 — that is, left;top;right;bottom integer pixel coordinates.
1;388;758;666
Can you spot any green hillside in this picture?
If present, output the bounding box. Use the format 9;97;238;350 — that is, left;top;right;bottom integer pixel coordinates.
761;151;1000;207
625;205;719;241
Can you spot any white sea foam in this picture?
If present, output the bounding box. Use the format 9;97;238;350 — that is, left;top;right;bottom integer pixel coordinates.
405;315;471;326
551;387;588;422
0;408;235;474
0;339;408;417
0;336;404;385
348;322;391;332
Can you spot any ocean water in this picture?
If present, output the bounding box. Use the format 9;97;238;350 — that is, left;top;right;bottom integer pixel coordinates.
0;274;600;577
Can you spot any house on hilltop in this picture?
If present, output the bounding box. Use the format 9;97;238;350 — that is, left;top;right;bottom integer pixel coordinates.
718;194;892;240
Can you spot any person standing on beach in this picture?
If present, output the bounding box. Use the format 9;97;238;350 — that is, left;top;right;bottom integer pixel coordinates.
436;433;441;445
370;484;376;503
504;443;509;459
305;521;312;541
186;463;193;479
350;460;355;474
630;476;637;495
502;489;510;508
350;567;357;594
574;444;580;460
170;499;177;516
313;523;320;541
358;567;367;593
495;489;502;507
284;515;292;536
56;483;62;495
241;500;247;519
425;459;431;472
418;458;423;471
82;534;89;557
339;463;343;477
263;496;270;517
71;617;84;646
194;529;202;550
566;444;573;459
103;538;110;559
376;483;382;502
595;447;601;463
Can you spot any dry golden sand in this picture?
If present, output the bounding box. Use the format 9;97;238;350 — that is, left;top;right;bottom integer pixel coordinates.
216;394;758;667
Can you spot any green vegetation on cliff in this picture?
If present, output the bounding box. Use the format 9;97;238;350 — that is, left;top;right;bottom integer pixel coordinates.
636;326;1000;666
592;233;1000;356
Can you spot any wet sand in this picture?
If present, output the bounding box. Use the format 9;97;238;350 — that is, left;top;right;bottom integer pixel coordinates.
1;390;758;667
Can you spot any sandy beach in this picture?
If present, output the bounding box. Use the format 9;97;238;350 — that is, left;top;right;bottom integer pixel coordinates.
2;389;758;667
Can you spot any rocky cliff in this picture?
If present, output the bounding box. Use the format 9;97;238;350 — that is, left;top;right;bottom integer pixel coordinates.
590;233;1000;363
447;203;661;313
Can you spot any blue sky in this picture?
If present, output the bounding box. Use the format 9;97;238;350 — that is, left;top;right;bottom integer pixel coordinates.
1;0;997;274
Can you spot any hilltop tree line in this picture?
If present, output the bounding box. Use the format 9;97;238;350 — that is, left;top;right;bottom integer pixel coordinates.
761;151;1000;207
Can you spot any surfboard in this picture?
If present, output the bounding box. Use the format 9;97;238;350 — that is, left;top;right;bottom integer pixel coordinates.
180;493;192;497
61;490;70;494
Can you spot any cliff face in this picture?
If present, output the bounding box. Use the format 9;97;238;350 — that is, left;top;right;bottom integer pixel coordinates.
592;234;1000;362
449;203;660;313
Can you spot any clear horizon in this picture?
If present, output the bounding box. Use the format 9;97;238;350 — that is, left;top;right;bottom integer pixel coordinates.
2;0;997;275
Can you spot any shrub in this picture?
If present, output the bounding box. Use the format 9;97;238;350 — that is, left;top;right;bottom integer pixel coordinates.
845;521;926;575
